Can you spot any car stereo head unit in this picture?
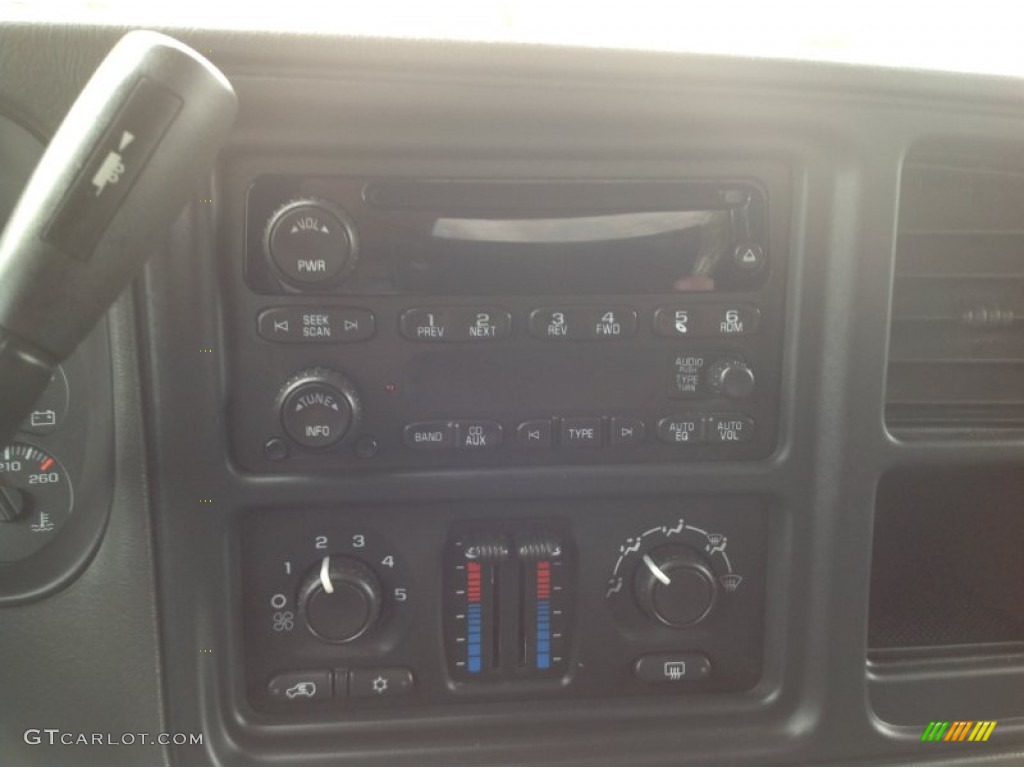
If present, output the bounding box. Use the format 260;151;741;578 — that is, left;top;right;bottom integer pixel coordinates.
226;173;789;472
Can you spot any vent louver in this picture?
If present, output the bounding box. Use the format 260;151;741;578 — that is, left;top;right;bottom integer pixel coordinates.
887;155;1024;430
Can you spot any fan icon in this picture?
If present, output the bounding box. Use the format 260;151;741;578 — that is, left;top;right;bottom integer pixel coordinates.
372;675;389;694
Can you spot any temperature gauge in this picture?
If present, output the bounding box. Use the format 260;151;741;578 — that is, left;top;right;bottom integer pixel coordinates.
0;443;73;562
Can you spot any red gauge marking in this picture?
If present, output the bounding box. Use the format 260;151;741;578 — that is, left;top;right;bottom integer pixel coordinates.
40;458;54;472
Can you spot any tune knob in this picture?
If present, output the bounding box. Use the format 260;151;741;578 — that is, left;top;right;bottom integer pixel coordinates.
277;368;362;449
634;545;718;627
263;199;358;287
299;555;383;643
706;357;756;399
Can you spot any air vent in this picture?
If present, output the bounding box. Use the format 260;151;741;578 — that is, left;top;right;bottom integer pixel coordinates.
887;153;1024;431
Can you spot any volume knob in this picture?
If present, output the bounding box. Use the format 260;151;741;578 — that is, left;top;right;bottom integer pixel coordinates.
263;199;358;287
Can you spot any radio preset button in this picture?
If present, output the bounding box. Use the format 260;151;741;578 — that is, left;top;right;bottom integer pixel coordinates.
258;307;375;343
458;420;503;449
400;309;454;341
403;421;458;450
656;416;705;445
458;309;511;340
400;308;510;342
588;307;638;339
710;306;760;336
653;306;698;337
610;417;646;446
560;417;603;447
529;308;584;340
708;414;755;443
517;420;553;448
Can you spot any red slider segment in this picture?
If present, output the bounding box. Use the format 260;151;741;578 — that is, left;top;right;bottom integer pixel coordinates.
467;560;482;602
536;560;551;600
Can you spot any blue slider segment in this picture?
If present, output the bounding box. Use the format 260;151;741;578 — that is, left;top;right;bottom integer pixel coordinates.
536;599;551;670
467;603;483;673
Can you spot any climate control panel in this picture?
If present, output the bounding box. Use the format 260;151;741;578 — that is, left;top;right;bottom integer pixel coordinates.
241;497;766;712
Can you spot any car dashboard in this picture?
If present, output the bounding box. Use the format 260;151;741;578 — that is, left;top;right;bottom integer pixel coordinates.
1;22;1024;765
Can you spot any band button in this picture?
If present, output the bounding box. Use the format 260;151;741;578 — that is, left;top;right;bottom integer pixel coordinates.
402;421;457;450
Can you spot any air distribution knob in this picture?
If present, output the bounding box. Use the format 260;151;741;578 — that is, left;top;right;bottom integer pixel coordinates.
277;368;362;449
633;545;718;627
298;555;384;643
706;356;756;399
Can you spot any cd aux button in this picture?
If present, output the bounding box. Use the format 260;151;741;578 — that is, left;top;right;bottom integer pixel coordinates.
457;420;503;450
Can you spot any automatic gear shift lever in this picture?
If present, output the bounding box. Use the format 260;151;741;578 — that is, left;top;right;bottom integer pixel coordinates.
0;30;236;444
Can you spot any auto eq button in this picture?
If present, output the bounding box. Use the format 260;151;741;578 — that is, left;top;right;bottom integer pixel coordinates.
656;416;705;445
